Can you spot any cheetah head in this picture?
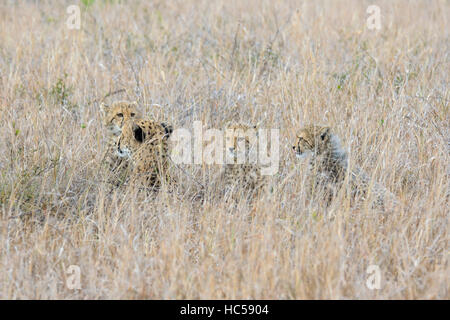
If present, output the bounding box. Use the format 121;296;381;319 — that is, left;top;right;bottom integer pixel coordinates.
293;125;332;159
225;123;258;161
100;100;141;136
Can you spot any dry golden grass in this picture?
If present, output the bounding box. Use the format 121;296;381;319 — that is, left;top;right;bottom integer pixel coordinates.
0;0;448;299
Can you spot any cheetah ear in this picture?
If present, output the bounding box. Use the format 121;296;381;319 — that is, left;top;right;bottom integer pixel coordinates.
100;102;109;114
161;122;173;138
132;123;145;143
130;101;138;107
252;124;259;136
319;127;331;141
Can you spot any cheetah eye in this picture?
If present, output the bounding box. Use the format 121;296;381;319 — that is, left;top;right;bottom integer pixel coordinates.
117;113;124;118
130;113;136;117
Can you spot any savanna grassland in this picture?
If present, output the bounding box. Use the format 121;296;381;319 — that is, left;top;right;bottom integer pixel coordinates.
0;0;448;299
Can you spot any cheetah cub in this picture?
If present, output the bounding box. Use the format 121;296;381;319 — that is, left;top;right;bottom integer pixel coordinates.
100;101;141;184
224;123;265;201
116;119;173;191
293;125;397;210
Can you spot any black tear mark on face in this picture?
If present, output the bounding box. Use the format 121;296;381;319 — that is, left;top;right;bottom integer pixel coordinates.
161;122;173;137
133;125;145;143
320;128;330;141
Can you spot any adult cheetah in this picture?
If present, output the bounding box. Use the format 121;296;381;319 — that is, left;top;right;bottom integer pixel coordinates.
116;119;173;191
